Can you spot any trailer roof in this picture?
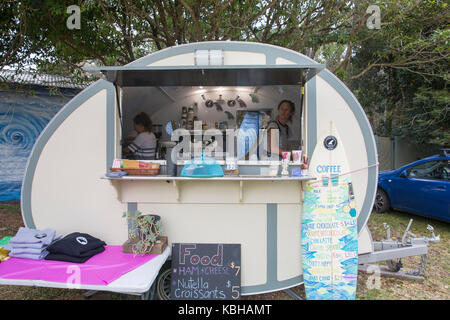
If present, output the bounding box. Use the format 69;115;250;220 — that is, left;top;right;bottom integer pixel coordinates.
84;64;324;87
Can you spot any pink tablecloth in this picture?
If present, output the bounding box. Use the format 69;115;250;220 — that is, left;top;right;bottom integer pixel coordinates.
0;245;157;286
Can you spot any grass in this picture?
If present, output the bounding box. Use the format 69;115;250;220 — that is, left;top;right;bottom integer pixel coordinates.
0;203;20;212
356;210;449;300
0;201;448;300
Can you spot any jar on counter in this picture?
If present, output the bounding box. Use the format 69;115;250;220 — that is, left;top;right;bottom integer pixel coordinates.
187;107;194;121
181;107;188;129
225;158;238;176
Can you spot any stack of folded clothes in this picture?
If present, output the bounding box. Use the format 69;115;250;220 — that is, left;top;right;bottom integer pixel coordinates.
6;227;61;260
45;232;106;263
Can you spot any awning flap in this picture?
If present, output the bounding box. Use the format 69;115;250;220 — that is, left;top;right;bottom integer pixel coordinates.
84;64;324;87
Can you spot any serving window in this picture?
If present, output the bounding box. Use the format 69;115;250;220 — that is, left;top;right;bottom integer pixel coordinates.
119;85;304;163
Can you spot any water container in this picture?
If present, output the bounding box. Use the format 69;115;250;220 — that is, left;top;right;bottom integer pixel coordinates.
180;153;224;177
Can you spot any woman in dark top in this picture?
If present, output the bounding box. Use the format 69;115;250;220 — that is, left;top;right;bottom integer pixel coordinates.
267;100;295;159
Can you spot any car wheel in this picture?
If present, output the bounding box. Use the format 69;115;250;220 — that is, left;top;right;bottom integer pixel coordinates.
374;189;390;213
156;261;171;300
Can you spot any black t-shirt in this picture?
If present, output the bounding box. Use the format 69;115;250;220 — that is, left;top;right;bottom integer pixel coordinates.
45;246;105;263
46;232;106;257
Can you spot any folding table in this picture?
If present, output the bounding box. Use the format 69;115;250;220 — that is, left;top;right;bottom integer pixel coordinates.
0;246;170;300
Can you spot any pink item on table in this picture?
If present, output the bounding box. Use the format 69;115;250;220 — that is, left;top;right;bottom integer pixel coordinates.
0;245;157;286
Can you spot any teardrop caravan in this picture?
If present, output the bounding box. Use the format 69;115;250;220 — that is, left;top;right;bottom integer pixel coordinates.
22;41;378;295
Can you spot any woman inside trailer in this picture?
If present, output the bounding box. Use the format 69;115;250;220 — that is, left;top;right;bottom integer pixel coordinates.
267;100;296;159
122;112;157;160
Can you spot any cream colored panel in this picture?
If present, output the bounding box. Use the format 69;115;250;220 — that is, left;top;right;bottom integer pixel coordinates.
242;181;301;203
120;181;238;203
276;57;296;65
119;180;304;204
358;225;374;254
277;204;302;281
179;181;239;203
120;180;179;203
138;203;267;287
315;76;369;221
31;90;127;245
223;51;266;65
147;53;195;66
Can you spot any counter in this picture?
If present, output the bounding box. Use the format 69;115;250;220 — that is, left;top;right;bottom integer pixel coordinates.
136;160;305;176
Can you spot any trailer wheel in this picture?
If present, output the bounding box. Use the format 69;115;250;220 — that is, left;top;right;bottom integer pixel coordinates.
386;259;403;272
156;261;172;300
374;189;390;213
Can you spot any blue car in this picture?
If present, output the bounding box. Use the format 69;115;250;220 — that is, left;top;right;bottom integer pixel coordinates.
374;149;450;222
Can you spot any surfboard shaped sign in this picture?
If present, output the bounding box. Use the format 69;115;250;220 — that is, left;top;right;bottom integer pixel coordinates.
301;122;358;300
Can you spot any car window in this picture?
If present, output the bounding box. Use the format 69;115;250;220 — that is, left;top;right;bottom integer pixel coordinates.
441;160;450;181
407;160;450;181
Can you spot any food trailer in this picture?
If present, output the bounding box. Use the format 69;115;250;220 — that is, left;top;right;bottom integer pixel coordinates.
21;41;379;297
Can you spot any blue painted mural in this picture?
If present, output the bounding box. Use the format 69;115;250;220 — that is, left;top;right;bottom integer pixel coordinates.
0;87;78;201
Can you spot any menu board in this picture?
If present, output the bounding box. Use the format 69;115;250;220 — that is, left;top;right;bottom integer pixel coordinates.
170;243;241;300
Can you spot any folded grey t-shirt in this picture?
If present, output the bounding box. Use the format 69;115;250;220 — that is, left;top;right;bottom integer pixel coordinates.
9;250;49;260
10;247;48;255
6;242;48;249
10;227;59;246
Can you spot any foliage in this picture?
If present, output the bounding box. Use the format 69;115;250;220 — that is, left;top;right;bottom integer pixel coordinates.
344;0;449;149
0;1;43;71
345;1;449;80
1;0;448;147
0;1;363;77
398;84;450;147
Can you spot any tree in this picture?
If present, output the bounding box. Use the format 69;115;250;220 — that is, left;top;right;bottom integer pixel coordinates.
1;0;448;147
2;1;363;77
0;1;48;71
397;81;450;149
343;0;449;149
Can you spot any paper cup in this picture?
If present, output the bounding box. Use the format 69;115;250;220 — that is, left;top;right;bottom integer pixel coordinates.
282;151;291;161
292;150;302;163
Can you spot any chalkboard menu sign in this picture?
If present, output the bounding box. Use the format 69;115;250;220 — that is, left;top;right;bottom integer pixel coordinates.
170;243;241;300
